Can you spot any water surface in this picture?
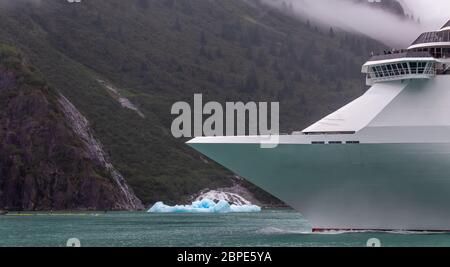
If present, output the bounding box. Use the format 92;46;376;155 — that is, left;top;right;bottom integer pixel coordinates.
0;210;449;247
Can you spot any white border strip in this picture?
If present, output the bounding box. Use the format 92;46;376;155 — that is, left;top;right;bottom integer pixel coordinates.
408;42;450;50
363;57;436;67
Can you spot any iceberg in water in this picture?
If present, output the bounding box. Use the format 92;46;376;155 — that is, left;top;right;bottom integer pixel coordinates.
148;198;261;213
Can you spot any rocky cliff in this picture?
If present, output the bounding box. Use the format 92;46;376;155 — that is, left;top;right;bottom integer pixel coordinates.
0;45;142;211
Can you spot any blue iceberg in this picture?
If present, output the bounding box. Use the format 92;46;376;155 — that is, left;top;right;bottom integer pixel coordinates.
148;198;261;213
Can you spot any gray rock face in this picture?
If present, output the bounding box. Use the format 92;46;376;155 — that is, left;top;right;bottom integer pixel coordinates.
58;95;143;210
0;64;142;211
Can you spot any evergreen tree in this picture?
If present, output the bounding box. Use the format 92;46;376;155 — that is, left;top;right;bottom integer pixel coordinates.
243;67;259;92
200;31;207;47
163;0;174;8
329;27;335;38
173;17;182;32
215;48;223;59
136;0;149;10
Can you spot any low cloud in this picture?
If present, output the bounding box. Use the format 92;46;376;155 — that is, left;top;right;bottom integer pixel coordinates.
399;0;450;29
262;0;449;48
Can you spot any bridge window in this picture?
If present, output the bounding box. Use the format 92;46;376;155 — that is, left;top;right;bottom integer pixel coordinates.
367;60;436;84
402;63;409;74
381;65;388;76
418;62;427;74
392;64;400;75
371;67;378;78
410;62;418;74
376;66;383;77
386;64;393;76
397;63;405;75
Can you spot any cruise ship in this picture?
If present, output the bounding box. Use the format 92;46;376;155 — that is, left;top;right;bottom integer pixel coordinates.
188;20;450;232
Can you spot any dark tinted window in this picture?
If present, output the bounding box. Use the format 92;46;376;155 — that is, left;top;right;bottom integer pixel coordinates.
410;62;418;74
412;30;450;45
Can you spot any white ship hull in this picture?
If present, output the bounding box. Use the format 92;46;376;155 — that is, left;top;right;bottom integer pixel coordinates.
189;140;450;231
189;76;450;231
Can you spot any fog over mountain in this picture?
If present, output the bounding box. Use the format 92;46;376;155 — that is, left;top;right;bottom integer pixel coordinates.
401;0;450;29
262;0;449;48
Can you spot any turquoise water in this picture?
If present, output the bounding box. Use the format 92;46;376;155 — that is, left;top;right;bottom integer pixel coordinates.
1;209;450;247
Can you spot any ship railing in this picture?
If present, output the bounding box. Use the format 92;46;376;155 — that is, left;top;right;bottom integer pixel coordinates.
368;51;433;62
